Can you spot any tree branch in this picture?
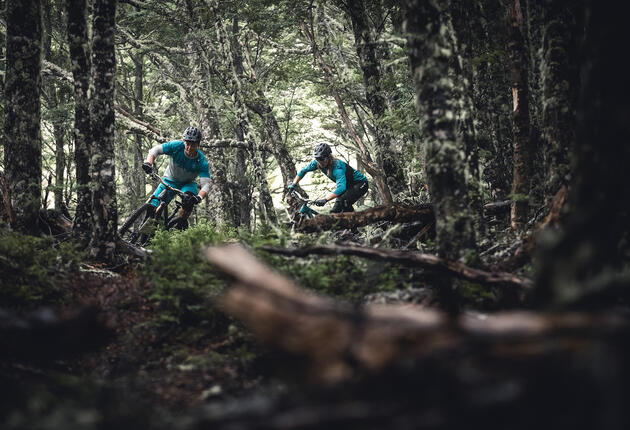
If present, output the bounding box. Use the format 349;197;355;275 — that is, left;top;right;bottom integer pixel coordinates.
260;243;533;290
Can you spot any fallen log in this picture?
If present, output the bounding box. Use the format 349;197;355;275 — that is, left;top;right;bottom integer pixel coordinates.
259;244;533;290
297;203;434;232
203;244;628;384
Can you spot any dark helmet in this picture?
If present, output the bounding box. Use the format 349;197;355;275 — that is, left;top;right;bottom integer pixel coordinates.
313;141;332;160
182;126;202;143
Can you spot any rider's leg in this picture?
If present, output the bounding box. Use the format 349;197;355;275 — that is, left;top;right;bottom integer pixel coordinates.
330;181;368;213
178;183;200;219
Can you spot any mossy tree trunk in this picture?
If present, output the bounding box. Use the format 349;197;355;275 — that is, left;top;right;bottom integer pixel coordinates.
344;0;407;197
90;0;118;260
540;0;581;202
67;0;93;240
3;0;42;234
508;0;532;232
229;17;252;228
404;0;476;260
534;1;630;306
449;0;484;235
209;0;276;224
131;51;146;209
182;3;234;227
471;0;513;201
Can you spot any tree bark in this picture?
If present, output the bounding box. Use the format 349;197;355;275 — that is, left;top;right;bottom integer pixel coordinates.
296;204;433;233
3;0;42;234
533;1;630;307
540;0;580;201
300;20;393;205
209;0;277;224
67;0;93;240
344;0;407;196
90;0;118;260
508;0;532;231
131;51;146;209
404;0;476;260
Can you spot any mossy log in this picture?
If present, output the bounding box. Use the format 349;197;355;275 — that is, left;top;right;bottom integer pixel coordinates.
203;244;630;384
297;204;434;232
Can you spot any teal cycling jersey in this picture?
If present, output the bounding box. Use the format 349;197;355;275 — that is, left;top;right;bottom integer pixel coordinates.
297;158;367;195
148;140;211;193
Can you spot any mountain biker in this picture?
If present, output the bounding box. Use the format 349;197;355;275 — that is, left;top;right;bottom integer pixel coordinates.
287;141;368;213
142;126;210;220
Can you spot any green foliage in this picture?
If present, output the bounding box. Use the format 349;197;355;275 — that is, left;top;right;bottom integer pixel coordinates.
141;223;238;327
0;231;84;308
246;229;407;303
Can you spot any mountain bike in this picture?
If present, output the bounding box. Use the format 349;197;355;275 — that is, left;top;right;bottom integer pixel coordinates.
286;188;318;229
119;172;196;246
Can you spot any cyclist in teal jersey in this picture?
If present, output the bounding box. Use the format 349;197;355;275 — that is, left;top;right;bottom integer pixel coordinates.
142;126;211;220
287;142;368;213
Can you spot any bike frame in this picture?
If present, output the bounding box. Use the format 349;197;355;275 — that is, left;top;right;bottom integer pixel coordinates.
146;172;188;226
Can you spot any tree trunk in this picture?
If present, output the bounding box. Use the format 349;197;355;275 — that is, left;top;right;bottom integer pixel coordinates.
345;0;407;196
3;0;42;234
471;0;513;201
132;52;146;209
300;20;393;205
67;0;93;240
209;0;277;224
404;0;476;260
89;0;118;260
533;1;630;307
508;0;532;231
540;0;580;202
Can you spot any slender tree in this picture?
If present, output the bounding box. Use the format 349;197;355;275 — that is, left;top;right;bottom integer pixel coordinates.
540;0;580;201
90;0;118;259
209;0;277;224
508;0;532;231
67;0;93;239
3;0;42;234
343;0;407;197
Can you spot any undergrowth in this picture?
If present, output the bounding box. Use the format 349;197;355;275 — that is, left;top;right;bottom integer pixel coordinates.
141;223;238;328
0;230;84;308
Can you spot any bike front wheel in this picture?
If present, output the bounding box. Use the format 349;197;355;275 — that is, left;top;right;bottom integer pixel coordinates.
119;203;157;246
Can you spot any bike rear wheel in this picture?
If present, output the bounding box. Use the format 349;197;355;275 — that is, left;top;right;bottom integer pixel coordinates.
119;203;156;246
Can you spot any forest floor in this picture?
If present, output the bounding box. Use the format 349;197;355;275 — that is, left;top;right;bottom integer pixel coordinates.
64;264;267;411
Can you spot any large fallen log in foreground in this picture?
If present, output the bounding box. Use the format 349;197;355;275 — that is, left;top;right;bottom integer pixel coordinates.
260;244;533;290
204;244;630;383
297;204;434;232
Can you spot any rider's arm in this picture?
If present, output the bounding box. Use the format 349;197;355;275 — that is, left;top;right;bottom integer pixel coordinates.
198;161;211;201
146;144;165;165
293;160;318;185
326;162;347;202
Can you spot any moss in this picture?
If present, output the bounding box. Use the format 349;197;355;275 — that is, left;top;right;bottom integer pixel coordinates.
455;279;497;307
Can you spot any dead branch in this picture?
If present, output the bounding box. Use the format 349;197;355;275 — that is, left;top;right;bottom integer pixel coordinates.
297;204;434;232
259;243;533;290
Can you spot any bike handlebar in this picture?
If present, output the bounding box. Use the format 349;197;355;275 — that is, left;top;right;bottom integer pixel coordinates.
150;172;186;196
289;189;313;204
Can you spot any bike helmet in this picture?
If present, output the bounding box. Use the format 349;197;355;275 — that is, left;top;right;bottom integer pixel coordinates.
313;141;332;160
182;126;202;143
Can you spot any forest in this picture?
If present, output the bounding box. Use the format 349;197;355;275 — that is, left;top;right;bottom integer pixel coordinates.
1;0;629;428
